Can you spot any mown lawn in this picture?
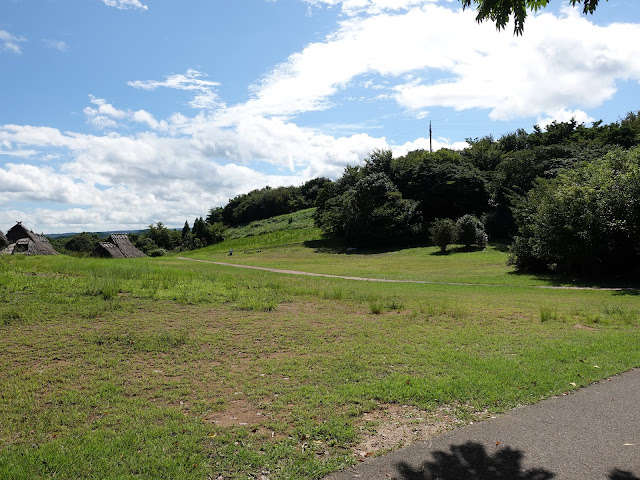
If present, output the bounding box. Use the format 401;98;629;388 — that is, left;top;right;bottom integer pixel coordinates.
1;232;639;479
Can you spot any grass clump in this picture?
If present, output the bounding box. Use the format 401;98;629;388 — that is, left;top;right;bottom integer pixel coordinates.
540;305;561;322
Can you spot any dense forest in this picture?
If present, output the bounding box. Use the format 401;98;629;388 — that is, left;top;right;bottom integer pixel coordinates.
313;112;640;277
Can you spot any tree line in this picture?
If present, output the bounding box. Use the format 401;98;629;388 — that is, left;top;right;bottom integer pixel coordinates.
314;112;640;278
54;111;640;278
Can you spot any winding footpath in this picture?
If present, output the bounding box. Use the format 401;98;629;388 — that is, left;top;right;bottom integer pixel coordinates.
177;257;634;292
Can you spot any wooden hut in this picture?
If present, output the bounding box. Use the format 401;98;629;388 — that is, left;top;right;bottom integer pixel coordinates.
2;222;58;255
91;233;145;259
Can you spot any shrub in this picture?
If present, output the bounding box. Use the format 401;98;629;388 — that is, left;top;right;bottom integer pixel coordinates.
456;214;488;248
148;248;167;257
509;146;640;276
429;218;458;252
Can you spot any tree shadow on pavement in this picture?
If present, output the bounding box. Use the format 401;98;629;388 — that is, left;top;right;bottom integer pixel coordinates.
610;469;640;480
393;441;554;480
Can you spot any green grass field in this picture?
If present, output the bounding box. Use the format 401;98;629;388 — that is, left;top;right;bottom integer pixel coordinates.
1;210;639;479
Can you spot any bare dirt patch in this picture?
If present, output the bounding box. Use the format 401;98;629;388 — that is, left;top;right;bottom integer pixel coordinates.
574;323;597;331
205;398;272;428
353;404;467;458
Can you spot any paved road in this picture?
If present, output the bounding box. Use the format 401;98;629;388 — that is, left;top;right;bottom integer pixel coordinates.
324;369;640;480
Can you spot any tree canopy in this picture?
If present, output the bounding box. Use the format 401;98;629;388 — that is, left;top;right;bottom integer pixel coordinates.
509;146;640;276
460;0;605;35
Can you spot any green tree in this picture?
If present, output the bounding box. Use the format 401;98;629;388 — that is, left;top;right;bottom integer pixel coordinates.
342;173;421;247
456;214;488;248
510;146;640;276
64;232;101;253
460;0;605;35
182;221;190;238
147;222;181;251
391;149;489;224
430;219;458;252
206;207;224;224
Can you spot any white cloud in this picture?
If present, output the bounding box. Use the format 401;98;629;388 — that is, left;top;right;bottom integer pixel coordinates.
0;121;377;232
133;110;164;130
3;2;640;234
102;0;148;11
391;9;640;120
235;3;640;124
43;39;69;52
536;108;595;129
0;29;26;54
83;96;130;130
128;69;223;110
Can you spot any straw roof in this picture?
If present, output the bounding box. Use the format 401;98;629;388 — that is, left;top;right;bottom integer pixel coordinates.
3;222;58;256
91;233;145;259
92;242;126;258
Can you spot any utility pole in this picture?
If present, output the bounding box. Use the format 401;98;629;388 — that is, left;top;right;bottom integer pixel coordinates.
429;121;432;153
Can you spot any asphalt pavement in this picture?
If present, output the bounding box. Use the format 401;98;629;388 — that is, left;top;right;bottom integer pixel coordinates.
324;369;640;480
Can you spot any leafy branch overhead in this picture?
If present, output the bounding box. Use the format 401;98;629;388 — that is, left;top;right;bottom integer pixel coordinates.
460;0;604;35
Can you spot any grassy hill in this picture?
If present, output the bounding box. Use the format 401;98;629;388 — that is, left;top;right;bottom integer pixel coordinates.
1;214;639;479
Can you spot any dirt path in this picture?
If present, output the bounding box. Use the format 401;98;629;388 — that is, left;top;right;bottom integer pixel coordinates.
176;257;633;292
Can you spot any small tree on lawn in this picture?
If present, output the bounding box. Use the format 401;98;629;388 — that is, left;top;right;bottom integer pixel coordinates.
456;214;488;249
430;218;458;252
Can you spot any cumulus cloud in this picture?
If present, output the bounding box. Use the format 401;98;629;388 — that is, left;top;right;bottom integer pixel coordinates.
0;29;26;54
83;95;128;129
536;108;594;129
102;0;148;11
390;8;640;120
254;4;638;124
3;1;640;233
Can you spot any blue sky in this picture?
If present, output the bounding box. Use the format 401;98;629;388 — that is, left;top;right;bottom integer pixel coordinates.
1;0;639;233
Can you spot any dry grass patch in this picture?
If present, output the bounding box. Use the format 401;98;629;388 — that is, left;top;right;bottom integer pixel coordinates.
354;404;467;458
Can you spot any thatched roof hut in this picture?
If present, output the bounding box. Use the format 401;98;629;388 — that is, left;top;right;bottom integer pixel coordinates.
0;230;7;249
2;222;58;255
91;233;145;259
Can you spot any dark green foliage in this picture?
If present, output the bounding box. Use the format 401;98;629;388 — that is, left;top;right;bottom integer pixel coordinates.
220;178;331;227
130;235;157;255
315;168;421;247
64;232;102;253
390;149;489;224
509;147;640;276
456;215;488;248
205;207;224;224
461;0;605;35
430;219;458;252
181;221;190;238
314;166;362;238
191;217;224;246
363;148;393;176
146;222;181;251
462;135;503;171
132;219;224;254
342;173;421;246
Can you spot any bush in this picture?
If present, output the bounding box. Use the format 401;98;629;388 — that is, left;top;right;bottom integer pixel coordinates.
509;146;640;276
456;214;488;248
430;218;458;252
148;248;167;257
